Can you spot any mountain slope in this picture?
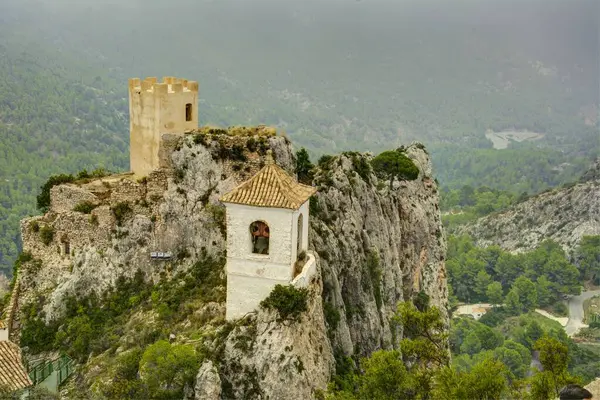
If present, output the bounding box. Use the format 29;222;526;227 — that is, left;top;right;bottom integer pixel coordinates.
459;162;600;253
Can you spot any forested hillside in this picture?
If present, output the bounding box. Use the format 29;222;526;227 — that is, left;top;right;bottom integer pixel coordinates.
0;0;597;273
0;14;128;271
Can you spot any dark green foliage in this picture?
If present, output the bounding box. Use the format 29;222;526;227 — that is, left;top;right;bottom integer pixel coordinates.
30;221;40;233
413;291;430;312
36;174;75;211
76;168;111;181
317;155;335;170
111;202;132;226
447;234;580;307
193;133;208;145
323;300;341;330
39;225;54;245
20;301;59;353
366;250;382;309
309;196;321;217
231;144;247;162
73;201;97;214
295;148;314;185
246;137;257;152
574;235;600;284
260;284;308;321
371;150;419;187
349;153;371;183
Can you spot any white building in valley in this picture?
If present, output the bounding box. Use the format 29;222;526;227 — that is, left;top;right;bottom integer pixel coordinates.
220;158;317;320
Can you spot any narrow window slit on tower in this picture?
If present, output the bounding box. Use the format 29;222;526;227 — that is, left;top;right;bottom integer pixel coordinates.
250;221;269;254
63;241;70;256
185;103;192;122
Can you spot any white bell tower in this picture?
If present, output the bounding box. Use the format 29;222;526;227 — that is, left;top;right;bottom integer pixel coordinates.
220;159;316;320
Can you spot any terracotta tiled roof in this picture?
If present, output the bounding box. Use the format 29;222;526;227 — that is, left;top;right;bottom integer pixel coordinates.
220;163;316;209
0;341;32;391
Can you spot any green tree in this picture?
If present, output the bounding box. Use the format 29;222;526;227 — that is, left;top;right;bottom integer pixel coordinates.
486;282;504;305
139;340;199;399
575;236;600;283
433;358;509;400
327;301;448;399
512;276;538;311
530;336;577;400
504;288;522;315
371;150;419;188
460;332;482;356
356;350;415;400
474;271;493;301
535;276;553;307
295;148;314;185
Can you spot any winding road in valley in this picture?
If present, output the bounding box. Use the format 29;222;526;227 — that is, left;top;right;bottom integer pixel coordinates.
565;289;600;337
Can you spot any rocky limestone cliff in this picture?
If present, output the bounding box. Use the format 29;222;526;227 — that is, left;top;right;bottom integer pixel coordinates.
13;127;446;399
309;147;448;357
460;162;600;253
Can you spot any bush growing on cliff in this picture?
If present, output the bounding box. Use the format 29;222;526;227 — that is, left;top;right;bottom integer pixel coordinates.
73;201;97;214
37;174;75;211
260;284;308;322
139;340;199;399
111;202;132;226
371;150;419;188
295;148;314;185
39;225;55;245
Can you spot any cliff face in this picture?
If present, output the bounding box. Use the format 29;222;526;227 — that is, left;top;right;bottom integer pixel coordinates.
309;147;448;356
13;128;446;399
459;163;600;254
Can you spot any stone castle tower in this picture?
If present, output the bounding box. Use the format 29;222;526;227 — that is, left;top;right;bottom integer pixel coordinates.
128;77;199;176
220;159;317;320
127;76;317;320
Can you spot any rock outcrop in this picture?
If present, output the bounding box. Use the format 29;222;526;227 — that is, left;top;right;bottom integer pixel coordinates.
459;162;600;253
13;128;446;398
310;146;448;356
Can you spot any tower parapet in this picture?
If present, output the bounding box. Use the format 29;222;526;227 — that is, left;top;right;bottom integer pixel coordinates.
128;77;199;176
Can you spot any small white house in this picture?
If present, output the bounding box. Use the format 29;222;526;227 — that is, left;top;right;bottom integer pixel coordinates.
220;159;317;320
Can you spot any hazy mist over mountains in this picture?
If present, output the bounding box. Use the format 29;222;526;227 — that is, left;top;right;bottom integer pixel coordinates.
0;0;598;270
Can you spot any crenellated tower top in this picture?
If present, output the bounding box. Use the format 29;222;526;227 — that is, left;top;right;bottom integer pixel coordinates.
128;77;199;176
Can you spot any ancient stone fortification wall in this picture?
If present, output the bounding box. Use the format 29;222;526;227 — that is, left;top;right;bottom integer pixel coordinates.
18;128;293;323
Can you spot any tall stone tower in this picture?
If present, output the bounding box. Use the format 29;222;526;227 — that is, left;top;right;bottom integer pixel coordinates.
220;160;317;320
128;77;199;176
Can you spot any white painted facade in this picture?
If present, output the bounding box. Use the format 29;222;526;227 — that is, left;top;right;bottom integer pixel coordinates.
0;327;7;342
225;201;310;320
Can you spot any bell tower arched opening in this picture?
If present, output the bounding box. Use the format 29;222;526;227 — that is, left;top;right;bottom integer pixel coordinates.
250;221;270;255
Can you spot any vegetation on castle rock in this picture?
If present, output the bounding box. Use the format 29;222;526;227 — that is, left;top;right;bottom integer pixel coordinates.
111;202;133;227
73;200;97;214
39;225;54;246
371;150;419;188
295;148;314;185
19;251;226;395
260;284;308;322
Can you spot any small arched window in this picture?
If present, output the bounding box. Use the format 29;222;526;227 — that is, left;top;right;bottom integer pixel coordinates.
185;103;192;122
250;221;270;255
